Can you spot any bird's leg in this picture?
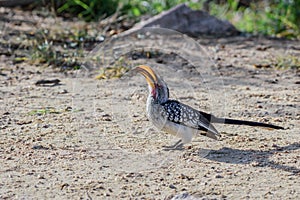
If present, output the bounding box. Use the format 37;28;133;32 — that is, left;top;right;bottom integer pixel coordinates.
163;139;183;150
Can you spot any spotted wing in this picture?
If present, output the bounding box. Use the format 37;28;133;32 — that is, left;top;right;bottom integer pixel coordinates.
161;100;219;139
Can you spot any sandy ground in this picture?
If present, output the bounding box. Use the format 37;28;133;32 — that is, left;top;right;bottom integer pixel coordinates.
1;8;300;200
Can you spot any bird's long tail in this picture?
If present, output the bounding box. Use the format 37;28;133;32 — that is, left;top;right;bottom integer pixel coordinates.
198;111;284;130
212;117;284;129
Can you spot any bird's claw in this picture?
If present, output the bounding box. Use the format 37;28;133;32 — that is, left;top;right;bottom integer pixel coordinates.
162;140;184;151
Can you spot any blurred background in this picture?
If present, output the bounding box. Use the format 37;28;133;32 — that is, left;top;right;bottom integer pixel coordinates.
1;0;299;71
1;0;299;39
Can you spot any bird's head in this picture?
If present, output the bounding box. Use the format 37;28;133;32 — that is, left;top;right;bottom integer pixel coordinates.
134;65;169;103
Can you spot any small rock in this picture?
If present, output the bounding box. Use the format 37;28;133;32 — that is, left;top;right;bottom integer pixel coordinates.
38;175;45;179
215;174;224;178
61;183;69;190
169;184;177;189
32;145;49;150
58;89;68;94
172;192;199;200
265;79;278;84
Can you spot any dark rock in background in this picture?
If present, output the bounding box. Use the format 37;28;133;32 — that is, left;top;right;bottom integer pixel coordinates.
128;4;240;37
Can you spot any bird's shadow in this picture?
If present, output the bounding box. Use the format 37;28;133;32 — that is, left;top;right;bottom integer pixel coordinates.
202;142;300;176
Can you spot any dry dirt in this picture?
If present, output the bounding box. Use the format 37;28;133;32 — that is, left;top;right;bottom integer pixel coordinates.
1;7;300;200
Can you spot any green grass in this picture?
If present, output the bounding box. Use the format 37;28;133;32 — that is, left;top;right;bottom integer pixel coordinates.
28;108;61;115
54;0;299;39
28;107;76;116
28;28;86;69
57;0;118;22
275;55;300;69
209;0;300;39
95;56;130;79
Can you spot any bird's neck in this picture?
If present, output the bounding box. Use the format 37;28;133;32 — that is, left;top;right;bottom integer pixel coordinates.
148;84;169;104
148;93;168;105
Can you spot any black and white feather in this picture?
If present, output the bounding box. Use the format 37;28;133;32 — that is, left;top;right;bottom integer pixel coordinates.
161;100;220;140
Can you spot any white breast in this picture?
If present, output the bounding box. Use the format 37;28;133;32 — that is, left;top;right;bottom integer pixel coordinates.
146;97;196;144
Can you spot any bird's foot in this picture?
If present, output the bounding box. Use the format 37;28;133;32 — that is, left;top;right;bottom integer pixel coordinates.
162;140;184;151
